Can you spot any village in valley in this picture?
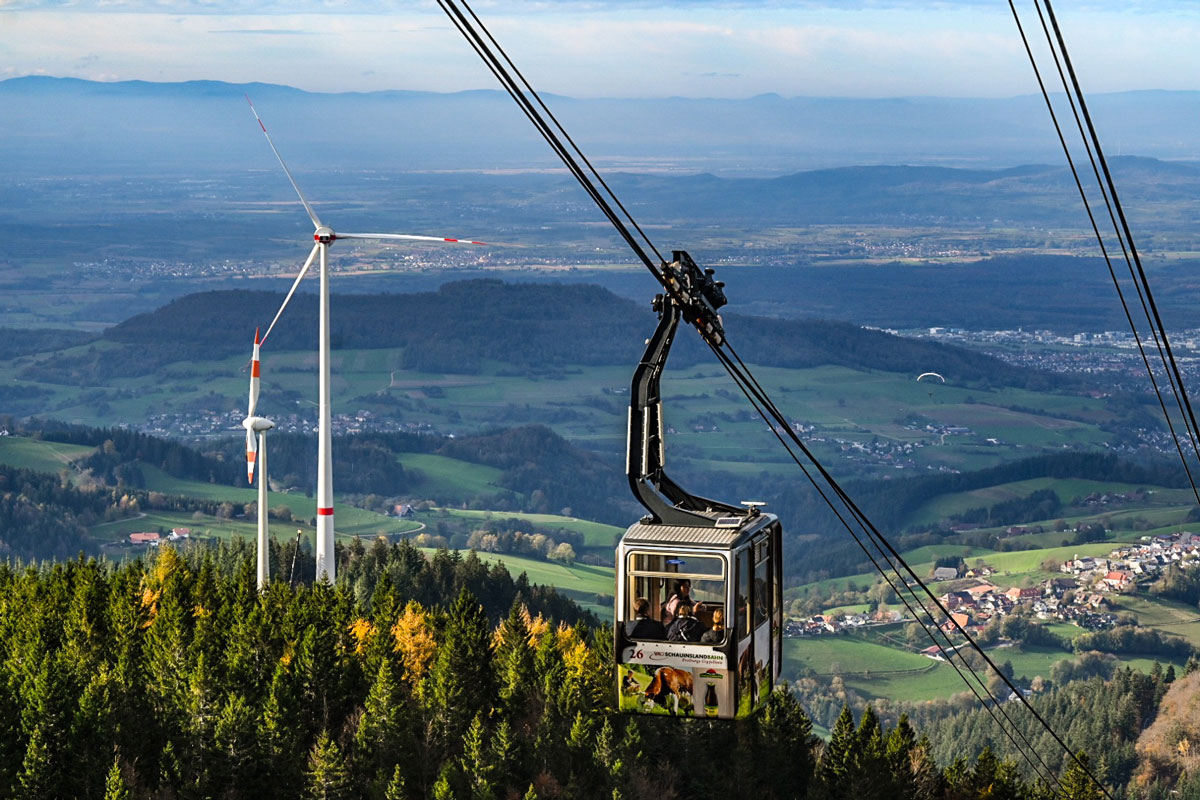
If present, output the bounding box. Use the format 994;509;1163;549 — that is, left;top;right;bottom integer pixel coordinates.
786;529;1200;653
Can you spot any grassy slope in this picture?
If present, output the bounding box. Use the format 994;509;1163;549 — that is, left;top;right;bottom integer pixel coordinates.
0;436;94;473
136;465;422;538
434;508;623;548
422;548;614;618
400;453;503;501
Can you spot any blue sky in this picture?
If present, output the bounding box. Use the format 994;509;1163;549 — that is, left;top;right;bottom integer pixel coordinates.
1;1;1197;97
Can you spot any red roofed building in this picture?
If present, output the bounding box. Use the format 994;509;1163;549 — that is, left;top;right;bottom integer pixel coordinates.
129;532;160;545
1104;570;1133;590
941;612;970;633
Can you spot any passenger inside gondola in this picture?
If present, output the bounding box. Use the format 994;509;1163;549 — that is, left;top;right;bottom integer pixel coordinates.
663;579;704;623
700;608;725;644
667;603;705;642
625;597;668;640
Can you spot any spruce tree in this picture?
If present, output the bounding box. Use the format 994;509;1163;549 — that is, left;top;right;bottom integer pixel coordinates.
428;589;496;754
355;657;411;792
461;713;498;800
1059;753;1104;800
759;689;817;799
817;705;856;796
849;705;892;800
384;763;407;800
18;723;55;799
305;730;354;800
103;757;132;800
496;600;537;723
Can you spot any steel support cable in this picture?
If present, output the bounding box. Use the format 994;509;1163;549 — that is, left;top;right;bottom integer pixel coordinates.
1008;0;1200;502
1015;1;1200;496
720;340;1114;798
1006;4;1200;505
705;341;1065;788
453;0;666;266
437;0;737;362
436;2;1104;791
1036;0;1200;462
434;0;647;268
435;0;663;276
1036;0;1200;481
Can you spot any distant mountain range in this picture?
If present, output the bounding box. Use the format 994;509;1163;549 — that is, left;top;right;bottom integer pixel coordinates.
3;76;1200;175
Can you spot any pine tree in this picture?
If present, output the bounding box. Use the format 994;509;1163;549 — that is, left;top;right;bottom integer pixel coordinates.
103;757;132;800
355;657;411;792
428;589;496;754
1059;752;1104;800
305;730;354;800
817;705;856;796
496;600;536;723
384;763;407;800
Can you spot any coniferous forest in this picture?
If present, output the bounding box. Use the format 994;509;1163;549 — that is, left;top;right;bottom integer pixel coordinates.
0;537;1124;800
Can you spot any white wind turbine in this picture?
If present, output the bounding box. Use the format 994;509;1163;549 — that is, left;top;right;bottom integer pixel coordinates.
243;328;274;591
247;98;487;583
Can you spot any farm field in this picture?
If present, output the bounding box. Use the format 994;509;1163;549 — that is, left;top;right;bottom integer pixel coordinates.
434;508;624;549
425;548;615;618
786;540;1129;601
91;509;317;549
0;435;94;473
3;334;1136;481
135;465;423;539
400;453;502;501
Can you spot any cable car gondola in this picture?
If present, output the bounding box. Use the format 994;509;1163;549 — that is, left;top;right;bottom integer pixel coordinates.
615;253;783;718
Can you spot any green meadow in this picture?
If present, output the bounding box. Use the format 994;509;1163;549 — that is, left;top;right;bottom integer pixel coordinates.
0;436;94;473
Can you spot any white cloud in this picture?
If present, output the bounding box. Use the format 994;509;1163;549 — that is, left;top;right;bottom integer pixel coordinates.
0;2;1196;96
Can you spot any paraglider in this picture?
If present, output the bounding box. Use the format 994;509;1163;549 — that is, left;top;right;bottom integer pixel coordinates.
917;372;945;404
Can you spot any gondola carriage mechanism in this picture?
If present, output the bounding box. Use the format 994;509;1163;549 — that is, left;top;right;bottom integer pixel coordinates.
614;251;783;718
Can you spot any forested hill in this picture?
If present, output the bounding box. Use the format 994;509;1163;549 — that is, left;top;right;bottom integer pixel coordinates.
42;280;1066;391
0;544;1104;800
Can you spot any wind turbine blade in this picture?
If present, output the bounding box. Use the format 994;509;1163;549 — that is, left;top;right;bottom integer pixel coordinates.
246;95;323;230
246;426;258;485
337;232;488;245
248;328;261;417
260;243;320;348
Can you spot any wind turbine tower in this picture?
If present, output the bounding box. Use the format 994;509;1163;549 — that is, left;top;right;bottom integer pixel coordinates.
248;98;487;583
243;329;275;590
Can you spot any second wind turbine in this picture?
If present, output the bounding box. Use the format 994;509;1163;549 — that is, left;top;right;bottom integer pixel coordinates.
247;98;488;583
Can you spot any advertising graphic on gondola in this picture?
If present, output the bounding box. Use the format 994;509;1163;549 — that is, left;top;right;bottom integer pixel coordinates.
617;663;733;718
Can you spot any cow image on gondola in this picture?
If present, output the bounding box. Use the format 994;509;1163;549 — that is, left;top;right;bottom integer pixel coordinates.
644;667;694;715
614;255;784;720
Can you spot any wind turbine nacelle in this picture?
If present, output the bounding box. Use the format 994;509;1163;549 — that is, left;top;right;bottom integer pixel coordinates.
314;226;336;244
243;416;276;433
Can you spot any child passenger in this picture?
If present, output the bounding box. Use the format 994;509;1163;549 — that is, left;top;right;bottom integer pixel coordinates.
666;603;705;643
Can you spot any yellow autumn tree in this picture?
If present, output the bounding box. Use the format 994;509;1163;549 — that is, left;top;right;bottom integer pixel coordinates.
392;600;436;690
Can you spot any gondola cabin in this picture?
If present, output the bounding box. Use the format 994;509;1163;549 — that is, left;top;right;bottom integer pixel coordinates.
615;514;782;718
614;252;784;718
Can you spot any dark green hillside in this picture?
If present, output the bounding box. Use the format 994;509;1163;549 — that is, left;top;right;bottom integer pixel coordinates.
206;424;637;525
0;327;95;359
718;451;1191;584
919;667;1172;792
0;464;107;559
27;280;1071;392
